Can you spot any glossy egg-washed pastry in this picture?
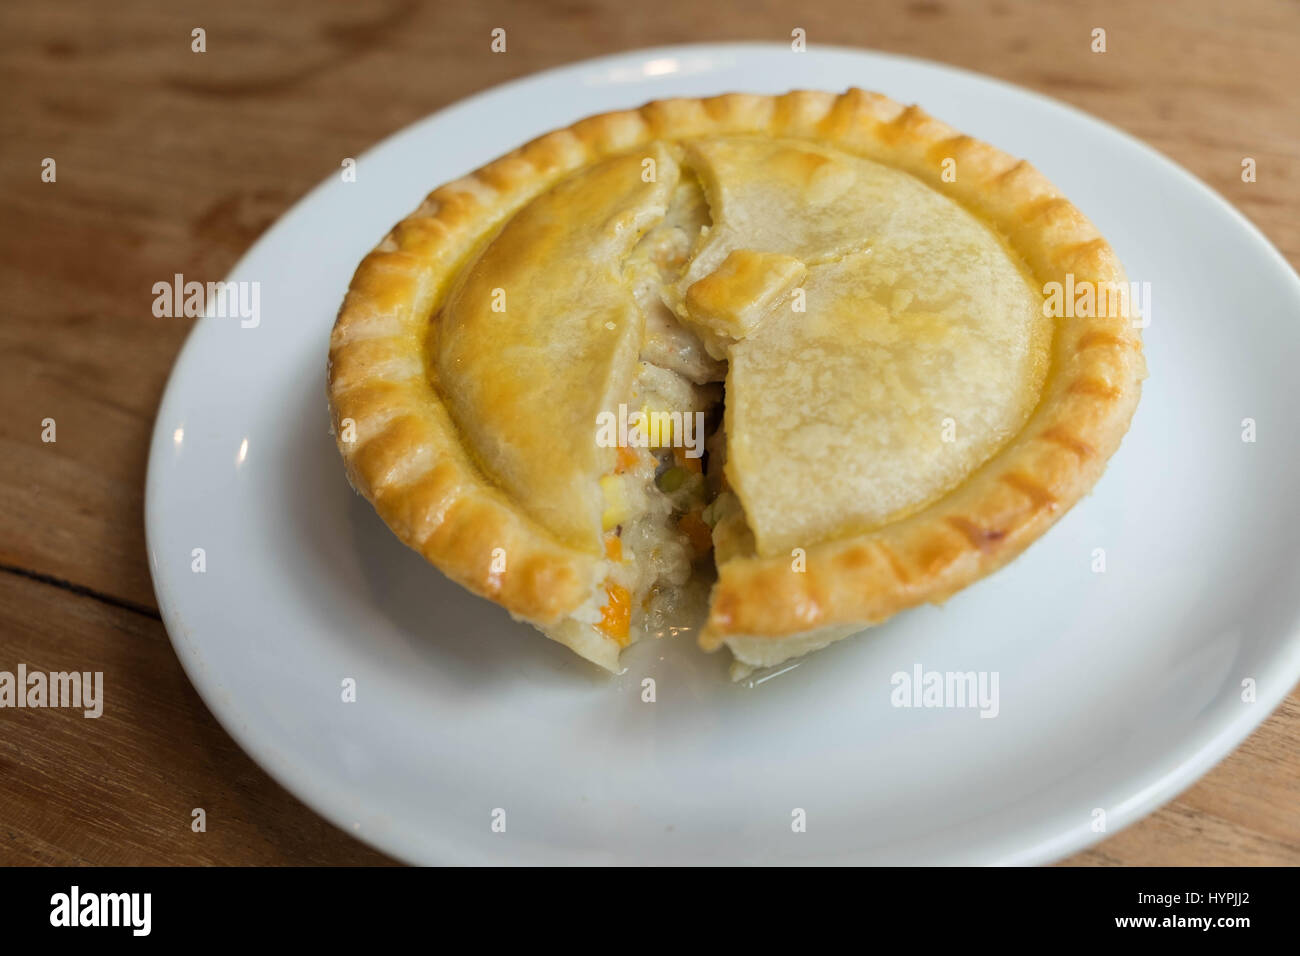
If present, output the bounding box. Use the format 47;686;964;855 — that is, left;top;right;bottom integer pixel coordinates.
327;90;1145;678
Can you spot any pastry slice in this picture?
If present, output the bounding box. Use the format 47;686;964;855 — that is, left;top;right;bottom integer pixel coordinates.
328;90;1145;676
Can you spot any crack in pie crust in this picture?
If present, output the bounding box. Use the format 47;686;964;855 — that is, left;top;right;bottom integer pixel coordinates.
327;89;1145;677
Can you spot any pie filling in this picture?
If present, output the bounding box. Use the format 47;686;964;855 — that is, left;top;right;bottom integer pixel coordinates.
433;136;1051;674
585;175;723;651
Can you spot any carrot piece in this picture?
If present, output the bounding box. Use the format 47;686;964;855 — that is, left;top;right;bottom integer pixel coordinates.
604;533;623;562
616;445;639;474
598;582;632;646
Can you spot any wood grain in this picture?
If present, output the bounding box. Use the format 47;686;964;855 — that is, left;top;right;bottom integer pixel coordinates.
0;0;1296;865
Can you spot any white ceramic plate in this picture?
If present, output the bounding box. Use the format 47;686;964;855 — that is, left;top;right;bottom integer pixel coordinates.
146;43;1300;865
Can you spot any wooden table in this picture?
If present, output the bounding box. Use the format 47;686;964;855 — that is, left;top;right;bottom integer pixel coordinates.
1;0;1296;866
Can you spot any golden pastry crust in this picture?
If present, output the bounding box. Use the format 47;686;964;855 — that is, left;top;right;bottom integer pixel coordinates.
327;88;1145;648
